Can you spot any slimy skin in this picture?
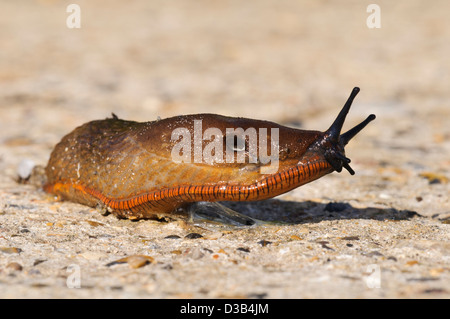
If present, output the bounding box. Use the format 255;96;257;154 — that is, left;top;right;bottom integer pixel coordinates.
44;87;375;221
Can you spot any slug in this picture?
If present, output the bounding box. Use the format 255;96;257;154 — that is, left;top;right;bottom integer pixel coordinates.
44;87;375;224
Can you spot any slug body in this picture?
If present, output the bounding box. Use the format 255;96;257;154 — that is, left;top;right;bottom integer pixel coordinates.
44;87;375;221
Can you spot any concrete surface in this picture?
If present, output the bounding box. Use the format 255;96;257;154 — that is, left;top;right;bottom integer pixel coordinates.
0;0;449;298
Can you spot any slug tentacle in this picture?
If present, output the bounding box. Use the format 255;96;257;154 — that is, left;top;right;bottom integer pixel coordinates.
305;87;375;175
325;87;361;143
340;114;376;146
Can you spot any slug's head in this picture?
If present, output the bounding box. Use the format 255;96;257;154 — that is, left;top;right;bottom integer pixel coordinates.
309;87;375;175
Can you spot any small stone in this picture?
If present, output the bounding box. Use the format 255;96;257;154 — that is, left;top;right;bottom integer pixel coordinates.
126;255;153;269
419;172;448;184
405;260;419;266
33;259;46;266
258;240;272;247
106;255;154;268
183;247;204;259
316;241;334;250
387;256;398;262
429;268;445;276
79;251;108;261
0;247;22;254
17;158;35;181
340;236;360;241
28;269;41;275
422;288;447;294
165;235;181;239
363;251;384;257
163;264;173;270
185;233;203;239
109;286;123;291
86;220;104;227
7;262;23;271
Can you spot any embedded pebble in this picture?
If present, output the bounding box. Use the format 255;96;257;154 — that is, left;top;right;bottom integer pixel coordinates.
0;247;22;254
106;255;154;269
419;172;448;184
257;240;272;247
184;247;205;260
185;233;203;239
6;262;23;271
165;235;181;239
17;159;35;180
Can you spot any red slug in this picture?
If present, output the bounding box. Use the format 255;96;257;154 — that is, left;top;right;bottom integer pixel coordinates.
44;87;375;224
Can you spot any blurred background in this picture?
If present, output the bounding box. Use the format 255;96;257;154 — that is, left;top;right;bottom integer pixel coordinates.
0;0;449;213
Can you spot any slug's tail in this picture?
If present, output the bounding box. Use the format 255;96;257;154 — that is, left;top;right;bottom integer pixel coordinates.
319;87;376;175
